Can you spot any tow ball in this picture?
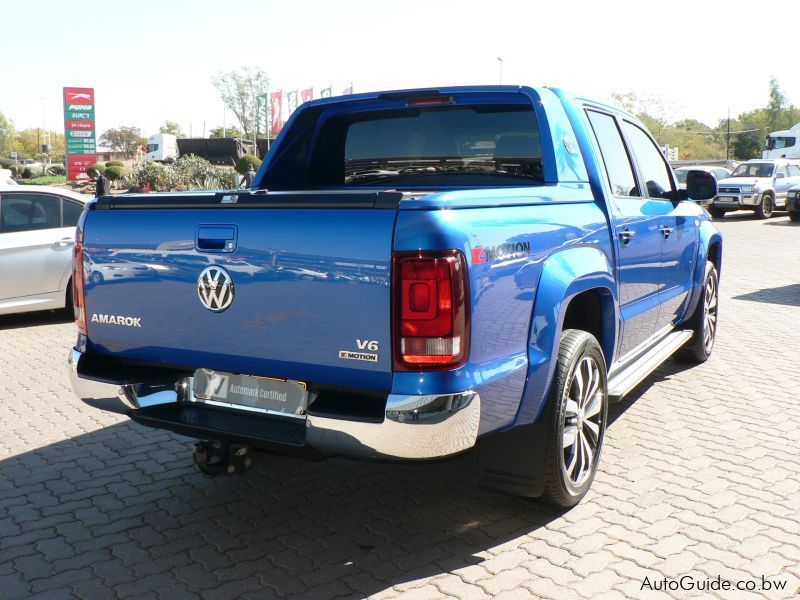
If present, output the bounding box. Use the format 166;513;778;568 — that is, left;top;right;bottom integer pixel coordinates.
192;440;253;476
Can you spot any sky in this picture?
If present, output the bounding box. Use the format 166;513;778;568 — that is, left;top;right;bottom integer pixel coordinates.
3;0;800;141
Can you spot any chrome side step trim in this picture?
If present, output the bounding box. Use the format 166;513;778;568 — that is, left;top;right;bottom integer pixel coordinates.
607;330;693;400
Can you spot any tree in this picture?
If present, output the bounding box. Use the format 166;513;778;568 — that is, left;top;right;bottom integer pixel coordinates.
159;120;185;137
211;67;270;138
209;125;246;139
99;126;147;157
767;78;788;133
0;111;14;156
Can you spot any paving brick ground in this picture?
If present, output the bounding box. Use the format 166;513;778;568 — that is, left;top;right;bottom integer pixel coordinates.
1;213;799;599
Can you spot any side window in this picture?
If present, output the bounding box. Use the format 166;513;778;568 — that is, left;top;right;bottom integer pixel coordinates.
62;199;84;227
787;165;800;177
0;194;61;233
776;166;788;179
622;122;674;200
586;110;640;197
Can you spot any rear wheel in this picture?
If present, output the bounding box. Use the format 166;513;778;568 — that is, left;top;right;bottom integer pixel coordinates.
541;330;607;508
708;206;726;219
789;211;800;222
755;193;774;219
678;261;719;363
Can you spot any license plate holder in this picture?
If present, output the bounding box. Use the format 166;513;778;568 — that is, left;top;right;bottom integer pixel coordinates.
192;369;308;418
718;196;738;203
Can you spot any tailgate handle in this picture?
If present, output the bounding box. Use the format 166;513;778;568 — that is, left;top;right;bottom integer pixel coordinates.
196;226;237;252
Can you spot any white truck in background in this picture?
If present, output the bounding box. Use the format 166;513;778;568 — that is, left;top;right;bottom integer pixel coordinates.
763;124;800;159
146;133;179;163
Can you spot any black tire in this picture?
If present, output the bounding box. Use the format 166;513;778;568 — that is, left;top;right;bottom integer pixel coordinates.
541;329;608;508
708;206;726;219
789;211;800;222
678;261;719;363
754;193;774;219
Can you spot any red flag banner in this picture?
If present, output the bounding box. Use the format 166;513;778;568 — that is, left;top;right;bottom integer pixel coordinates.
270;91;283;135
301;88;313;103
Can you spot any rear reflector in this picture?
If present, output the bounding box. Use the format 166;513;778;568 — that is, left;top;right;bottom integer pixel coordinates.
393;250;469;370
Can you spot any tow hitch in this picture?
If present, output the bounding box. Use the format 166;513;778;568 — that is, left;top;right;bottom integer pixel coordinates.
192;440;253;476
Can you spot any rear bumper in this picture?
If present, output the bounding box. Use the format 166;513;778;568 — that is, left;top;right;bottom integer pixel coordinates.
68;348;480;460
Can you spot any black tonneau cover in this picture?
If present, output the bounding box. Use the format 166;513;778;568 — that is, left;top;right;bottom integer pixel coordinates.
92;190;410;210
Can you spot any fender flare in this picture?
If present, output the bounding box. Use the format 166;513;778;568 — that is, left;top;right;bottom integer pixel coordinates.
516;246;618;426
683;222;723;321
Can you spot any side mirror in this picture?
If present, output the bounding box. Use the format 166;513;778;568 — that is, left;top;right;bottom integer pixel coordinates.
685;170;717;201
776;172;785;179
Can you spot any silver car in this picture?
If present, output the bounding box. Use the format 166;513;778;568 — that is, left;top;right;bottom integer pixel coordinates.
0;185;90;316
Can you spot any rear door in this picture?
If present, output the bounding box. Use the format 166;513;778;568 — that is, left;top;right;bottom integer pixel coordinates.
585;110;662;357
0;191;74;301
621;121;697;328
82;203;397;391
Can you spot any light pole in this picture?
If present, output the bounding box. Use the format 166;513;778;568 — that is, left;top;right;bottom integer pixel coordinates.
497;57;504;85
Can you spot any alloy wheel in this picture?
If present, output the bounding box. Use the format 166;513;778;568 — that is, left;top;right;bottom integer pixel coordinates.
703;270;718;353
562;356;604;487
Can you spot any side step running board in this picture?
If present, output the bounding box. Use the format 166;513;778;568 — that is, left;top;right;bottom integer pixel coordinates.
607;330;693;401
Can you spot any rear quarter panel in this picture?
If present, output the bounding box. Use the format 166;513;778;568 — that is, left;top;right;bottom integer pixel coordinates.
393;190;613;434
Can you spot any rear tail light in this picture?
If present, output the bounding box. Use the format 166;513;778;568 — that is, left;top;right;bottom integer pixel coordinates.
393;250;470;370
73;233;87;335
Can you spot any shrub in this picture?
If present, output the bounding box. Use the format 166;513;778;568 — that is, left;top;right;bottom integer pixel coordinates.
234;153;261;175
87;164;106;177
104;165;125;181
122;156;238;192
21;167;33;179
0;157;14;169
46;164;66;176
105;160;124;168
19;175;67;186
9;164;25;177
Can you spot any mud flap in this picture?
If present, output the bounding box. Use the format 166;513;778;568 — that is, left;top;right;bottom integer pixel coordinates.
477;399;553;498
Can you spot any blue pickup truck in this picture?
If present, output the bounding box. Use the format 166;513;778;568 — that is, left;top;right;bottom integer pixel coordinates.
68;86;721;507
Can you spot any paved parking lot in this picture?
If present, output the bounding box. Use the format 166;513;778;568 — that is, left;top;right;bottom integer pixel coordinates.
1;214;799;599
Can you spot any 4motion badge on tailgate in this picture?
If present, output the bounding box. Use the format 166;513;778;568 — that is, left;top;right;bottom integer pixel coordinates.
339;339;379;362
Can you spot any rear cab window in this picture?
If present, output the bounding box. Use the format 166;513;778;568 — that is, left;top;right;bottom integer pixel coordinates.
264;96;544;190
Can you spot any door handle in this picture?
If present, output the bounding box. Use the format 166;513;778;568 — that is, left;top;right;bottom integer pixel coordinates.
618;229;636;244
55;237;74;247
660;225;674;239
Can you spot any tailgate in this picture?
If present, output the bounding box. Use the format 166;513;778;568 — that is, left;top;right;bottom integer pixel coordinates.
82;199;397;391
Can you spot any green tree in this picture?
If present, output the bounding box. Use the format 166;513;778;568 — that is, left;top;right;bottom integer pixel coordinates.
99;126;147;158
211;67;270;138
0;111;14;156
159;120;185;137
209;125;246;139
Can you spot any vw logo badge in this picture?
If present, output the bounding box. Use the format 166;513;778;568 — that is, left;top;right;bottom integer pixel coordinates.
197;267;234;312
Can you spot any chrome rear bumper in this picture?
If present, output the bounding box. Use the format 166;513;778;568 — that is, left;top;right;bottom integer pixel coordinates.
68;348;480;459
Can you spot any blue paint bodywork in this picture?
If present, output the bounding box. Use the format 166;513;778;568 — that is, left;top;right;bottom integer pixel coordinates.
79;85;722;440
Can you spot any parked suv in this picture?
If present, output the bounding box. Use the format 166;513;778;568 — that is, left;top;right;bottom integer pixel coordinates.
787;185;800;222
709;159;800;219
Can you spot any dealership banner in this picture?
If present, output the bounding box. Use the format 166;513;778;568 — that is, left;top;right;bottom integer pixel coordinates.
301;88;313;103
256;93;268;135
320;87;332;98
270;91;283;136
287;90;298;115
63;87;96;180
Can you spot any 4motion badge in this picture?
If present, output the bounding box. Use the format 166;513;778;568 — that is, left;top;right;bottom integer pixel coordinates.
339;339;379;363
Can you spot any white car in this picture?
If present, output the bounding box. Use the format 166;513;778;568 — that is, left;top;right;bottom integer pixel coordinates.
0;185;91;316
0;169;17;185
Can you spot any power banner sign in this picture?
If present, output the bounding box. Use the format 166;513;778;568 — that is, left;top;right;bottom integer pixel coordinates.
63;87;96;180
